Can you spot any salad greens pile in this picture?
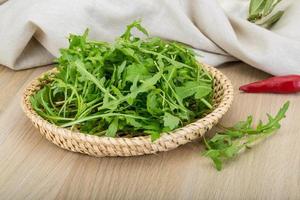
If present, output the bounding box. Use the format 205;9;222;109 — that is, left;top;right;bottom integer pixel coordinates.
30;20;213;140
203;101;289;171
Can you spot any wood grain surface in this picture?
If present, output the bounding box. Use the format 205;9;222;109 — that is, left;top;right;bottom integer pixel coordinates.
0;62;299;200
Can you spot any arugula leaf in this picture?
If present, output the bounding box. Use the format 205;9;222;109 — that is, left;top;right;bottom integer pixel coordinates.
106;117;119;137
146;90;163;116
175;81;212;100
121;19;149;40
150;131;161;142
125;63;151;82
163;112;181;130
203;101;289;171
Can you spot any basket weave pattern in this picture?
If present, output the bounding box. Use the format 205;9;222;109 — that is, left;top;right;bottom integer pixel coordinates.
21;64;234;157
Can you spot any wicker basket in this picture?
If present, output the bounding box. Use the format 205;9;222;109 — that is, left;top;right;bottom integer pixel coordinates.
21;64;234;157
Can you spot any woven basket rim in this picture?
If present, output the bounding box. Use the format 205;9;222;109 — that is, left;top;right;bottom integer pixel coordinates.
21;64;234;154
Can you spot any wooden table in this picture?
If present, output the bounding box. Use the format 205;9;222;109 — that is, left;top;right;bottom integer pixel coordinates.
0;62;299;200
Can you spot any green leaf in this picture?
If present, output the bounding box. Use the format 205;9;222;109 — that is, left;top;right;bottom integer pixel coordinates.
175;81;212;100
203;101;289;171
125;63;151;82
223;145;240;158
146;90;163;116
131;70;163;93
233;116;253;130
150;131;161;142
74;60;116;100
209;134;231;143
261;11;284;28
117;60;127;80
263;0;275;15
250;0;267;15
204;150;222;171
143;121;161;132
163;112;180;130
126;117;143;128
121;19;149;40
106;117;119;137
111;86;124;99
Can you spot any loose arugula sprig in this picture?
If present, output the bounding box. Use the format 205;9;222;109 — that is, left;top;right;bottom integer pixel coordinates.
30;20;213;140
203;101;289;171
248;0;284;28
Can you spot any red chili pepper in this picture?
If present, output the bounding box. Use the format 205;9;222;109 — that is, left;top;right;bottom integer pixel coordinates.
239;75;300;93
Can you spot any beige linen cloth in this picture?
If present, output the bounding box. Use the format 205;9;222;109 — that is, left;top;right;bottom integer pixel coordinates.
0;0;299;75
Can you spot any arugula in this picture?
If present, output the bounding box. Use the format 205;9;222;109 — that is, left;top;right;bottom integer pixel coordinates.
203;101;289;171
30;20;213;139
248;0;284;28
